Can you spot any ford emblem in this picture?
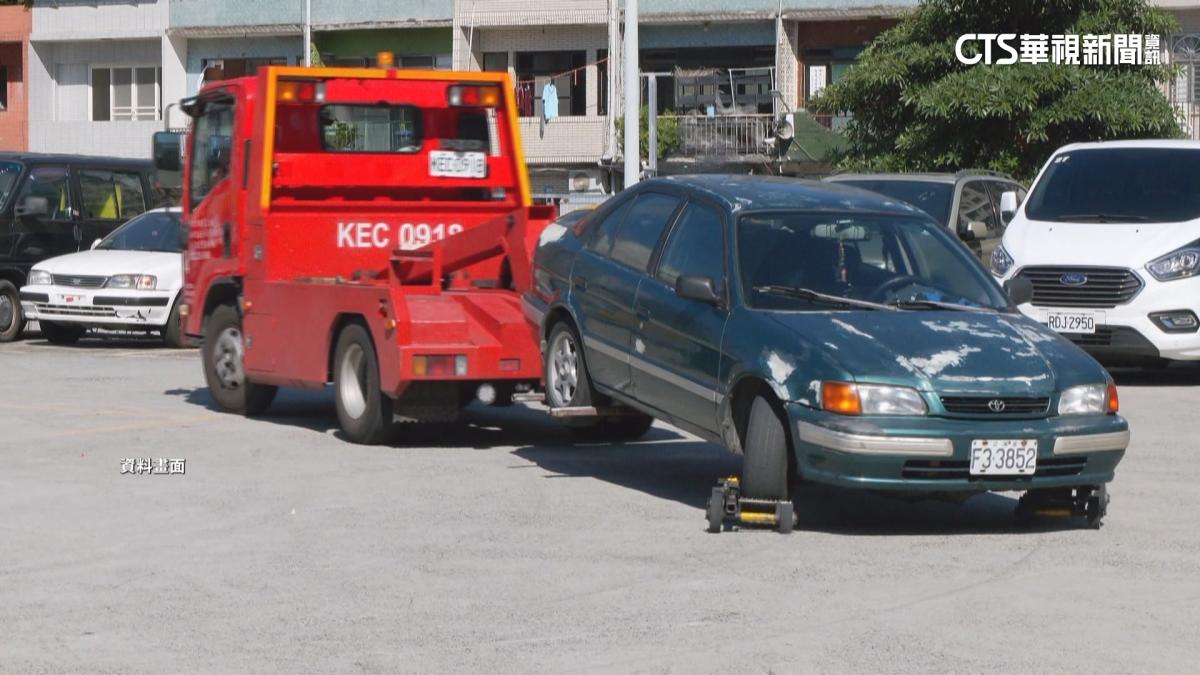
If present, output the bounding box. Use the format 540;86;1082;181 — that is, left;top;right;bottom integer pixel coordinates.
987;399;1007;413
1060;272;1088;286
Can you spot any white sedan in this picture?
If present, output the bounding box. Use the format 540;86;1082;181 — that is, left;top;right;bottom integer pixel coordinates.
20;207;185;346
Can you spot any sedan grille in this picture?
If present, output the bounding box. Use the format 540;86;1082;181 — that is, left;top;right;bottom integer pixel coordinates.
34;303;117;317
940;396;1050;416
902;457;1086;480
1017;266;1141;308
52;274;108;288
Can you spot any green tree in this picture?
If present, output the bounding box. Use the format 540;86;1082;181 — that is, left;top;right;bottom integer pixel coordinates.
617;106;682;158
811;0;1182;181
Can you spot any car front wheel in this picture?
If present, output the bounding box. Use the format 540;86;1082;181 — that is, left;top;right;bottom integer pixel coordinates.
741;395;792;500
0;280;25;342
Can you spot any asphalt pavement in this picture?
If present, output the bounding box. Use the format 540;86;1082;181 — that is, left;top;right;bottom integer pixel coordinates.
1;333;1198;673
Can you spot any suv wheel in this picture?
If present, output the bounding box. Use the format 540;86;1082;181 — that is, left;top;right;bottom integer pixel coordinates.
0;280;25;342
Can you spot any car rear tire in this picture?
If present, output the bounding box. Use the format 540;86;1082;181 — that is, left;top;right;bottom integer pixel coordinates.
162;299;185;348
742;395;792;500
333;323;396;445
0;280;25;343
40;320;85;345
203;303;277;416
544;320;654;438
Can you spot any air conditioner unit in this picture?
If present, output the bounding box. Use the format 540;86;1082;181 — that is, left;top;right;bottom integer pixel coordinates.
569;170;604;193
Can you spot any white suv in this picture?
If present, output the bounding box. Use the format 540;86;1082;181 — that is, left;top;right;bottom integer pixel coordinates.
993;140;1200;365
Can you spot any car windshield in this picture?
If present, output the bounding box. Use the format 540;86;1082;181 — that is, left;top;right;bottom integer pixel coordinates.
0;161;21;210
836;179;954;224
96;211;183;252
738;211;1009;311
1025;147;1200;223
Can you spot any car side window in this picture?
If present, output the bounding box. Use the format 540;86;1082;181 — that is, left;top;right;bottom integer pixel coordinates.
16;166;73;221
656;202;724;289
78;169;148;220
610;192;681;271
585;197;633;255
956;181;1000;237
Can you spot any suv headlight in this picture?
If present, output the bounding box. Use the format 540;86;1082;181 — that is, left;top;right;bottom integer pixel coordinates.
1058;383;1119;415
990;244;1014;277
1146;244;1200;281
107;274;157;290
821;381;927;416
27;270;52;286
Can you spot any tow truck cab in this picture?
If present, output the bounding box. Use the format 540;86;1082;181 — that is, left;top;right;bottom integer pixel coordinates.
155;66;554;442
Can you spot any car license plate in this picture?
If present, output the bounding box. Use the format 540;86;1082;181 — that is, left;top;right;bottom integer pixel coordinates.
59;294;85;305
1045;310;1099;334
970;439;1038;476
429;151;487;179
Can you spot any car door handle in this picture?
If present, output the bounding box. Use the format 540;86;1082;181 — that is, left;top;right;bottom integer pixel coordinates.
573;276;588;291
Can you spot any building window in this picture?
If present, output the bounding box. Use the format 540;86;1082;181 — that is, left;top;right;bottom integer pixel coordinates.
323;54;450;70
0;65;7;111
91;66;160;122
597;50;607;115
483;52;508;73
201;57;285;82
515;51;586;118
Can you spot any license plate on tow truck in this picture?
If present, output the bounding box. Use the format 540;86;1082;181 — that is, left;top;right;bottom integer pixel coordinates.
429;151;487;178
970;439;1038;476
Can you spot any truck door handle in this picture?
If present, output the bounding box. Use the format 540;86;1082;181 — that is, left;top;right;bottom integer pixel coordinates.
573;276;588;291
222;223;232;258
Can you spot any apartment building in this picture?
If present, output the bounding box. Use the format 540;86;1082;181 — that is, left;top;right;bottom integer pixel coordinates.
453;0;914;196
0;3;31;152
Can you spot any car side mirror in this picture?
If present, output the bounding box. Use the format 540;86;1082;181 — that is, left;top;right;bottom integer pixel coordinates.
15;195;49;218
1004;276;1034;306
999;190;1019;224
675;275;722;305
152;131;184;191
962;220;989;241
91;238;102;250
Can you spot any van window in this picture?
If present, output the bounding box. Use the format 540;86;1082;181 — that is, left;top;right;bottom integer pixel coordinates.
16;167;73;221
78;169;147;220
0;161;20;210
1026;147;1200;223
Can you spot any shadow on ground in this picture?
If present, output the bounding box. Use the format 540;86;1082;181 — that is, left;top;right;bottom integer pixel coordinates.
1109;362;1200;387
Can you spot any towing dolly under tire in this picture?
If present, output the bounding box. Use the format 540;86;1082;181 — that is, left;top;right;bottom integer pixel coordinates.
1015;484;1109;529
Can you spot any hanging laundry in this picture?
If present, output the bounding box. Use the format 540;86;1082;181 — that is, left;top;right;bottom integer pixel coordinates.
542;80;559;122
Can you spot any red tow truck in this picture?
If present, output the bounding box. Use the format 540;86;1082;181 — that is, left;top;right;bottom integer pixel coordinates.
153;65;558;443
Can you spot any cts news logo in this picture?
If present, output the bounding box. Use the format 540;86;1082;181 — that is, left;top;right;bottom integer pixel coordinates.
955;33;1161;66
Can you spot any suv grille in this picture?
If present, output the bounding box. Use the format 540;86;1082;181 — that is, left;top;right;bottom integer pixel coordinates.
53;274;108;288
940;396;1050;416
1018;266;1141;308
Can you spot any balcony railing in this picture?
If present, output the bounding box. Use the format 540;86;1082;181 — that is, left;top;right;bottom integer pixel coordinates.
662;113;775;159
1175;101;1200;141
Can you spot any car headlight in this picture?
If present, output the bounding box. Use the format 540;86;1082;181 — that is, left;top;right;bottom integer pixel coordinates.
990;244;1014;277
27;269;52;286
107;274;157;290
1146;244;1200;281
821;381;927;416
1058;383;1119;415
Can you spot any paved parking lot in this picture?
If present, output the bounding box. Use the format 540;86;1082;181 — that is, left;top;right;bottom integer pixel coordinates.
2;334;1199;673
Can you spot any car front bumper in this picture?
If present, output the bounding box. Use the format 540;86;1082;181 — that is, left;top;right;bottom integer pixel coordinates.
786;403;1128;492
20;284;175;328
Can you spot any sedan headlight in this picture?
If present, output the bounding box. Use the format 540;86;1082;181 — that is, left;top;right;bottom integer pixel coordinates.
821;381;927;416
1146;244;1200;281
1058;383;1119;415
107;274;157;290
27;269;52;286
990;244;1014;277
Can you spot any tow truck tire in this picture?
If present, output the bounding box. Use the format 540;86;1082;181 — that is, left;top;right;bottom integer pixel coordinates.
203;303;277;416
162;299;185;348
39;320;85;345
0;279;25;343
333;323;396;445
741;396;791;501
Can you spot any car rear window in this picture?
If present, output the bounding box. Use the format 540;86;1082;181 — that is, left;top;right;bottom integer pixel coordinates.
320;105;422;153
836;179;954;225
1025;147;1200;223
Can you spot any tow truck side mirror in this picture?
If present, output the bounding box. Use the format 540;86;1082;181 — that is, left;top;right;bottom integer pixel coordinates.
999;190;1019;224
152;131;184;191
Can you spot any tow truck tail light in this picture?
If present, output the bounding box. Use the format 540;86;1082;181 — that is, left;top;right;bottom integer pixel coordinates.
278;80;325;103
414;354;468;377
1107;382;1120;414
448;85;501;108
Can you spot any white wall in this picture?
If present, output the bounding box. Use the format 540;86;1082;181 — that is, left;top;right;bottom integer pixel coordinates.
32;0;168;41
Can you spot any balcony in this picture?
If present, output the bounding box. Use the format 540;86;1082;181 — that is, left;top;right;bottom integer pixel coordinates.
661;113;775;161
517;115;608;165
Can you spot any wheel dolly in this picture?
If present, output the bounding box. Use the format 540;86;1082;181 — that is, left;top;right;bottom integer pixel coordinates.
706;476;794;534
1014;484;1109;529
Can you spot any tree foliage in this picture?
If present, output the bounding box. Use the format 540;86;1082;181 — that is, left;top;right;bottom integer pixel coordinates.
811;0;1182;181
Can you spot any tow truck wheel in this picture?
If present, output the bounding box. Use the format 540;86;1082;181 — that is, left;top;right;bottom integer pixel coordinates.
333;323;396;445
39;320;85;345
0;279;25;342
203;304;277;416
741;396;791;501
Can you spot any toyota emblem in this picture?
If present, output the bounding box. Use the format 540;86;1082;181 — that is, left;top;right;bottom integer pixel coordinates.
987;399;1007;413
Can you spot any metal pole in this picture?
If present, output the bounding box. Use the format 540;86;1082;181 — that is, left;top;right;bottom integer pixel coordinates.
607;0;619;161
303;0;312;67
622;0;640;188
647;74;657;176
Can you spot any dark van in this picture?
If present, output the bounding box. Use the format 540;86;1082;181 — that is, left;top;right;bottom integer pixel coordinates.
0;153;163;341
